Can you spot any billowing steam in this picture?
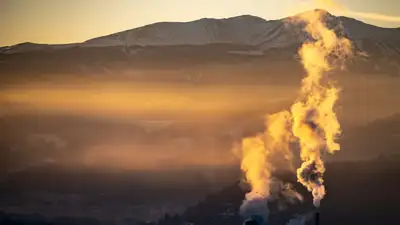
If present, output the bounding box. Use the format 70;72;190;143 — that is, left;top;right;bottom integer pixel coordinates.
239;111;296;221
290;9;353;207
314;0;400;23
237;6;353;223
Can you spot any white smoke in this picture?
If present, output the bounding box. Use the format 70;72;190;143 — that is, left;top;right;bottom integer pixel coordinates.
240;196;269;222
239;178;303;224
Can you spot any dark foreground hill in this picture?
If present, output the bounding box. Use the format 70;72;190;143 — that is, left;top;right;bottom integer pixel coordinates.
179;160;400;225
0;159;398;225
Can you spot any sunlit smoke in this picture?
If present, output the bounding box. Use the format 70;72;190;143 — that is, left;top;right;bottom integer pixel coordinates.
313;0;400;23
238;5;353;216
238;111;298;222
266;111;295;171
239;133;272;221
290;9;353;207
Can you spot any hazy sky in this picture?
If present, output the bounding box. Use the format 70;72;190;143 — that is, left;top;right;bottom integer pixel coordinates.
1;0;399;46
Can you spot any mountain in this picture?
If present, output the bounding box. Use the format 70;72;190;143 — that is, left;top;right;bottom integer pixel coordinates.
1;9;400;78
82;10;400;50
2;10;399;54
83;15;279;48
0;42;77;54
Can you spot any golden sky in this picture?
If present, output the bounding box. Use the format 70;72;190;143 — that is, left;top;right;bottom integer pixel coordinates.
1;0;399;46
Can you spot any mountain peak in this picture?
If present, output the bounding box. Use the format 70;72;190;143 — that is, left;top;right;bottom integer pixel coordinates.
225;14;266;21
2;9;400;54
194;14;266;24
313;8;331;14
290;8;334;19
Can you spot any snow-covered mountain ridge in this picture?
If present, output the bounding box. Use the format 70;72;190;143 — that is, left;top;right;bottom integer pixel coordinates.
2;9;399;55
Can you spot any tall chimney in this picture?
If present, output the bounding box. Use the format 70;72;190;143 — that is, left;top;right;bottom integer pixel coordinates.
243;215;264;225
314;211;320;225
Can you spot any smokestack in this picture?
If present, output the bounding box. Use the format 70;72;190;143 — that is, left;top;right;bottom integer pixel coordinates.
243;215;264;225
314;211;320;225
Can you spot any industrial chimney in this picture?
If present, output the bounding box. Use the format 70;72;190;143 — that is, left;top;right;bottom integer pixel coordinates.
314;211;320;225
243;215;264;225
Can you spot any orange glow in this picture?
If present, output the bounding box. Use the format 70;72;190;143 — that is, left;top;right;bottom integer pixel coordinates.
237;7;353;209
290;8;353;207
0;82;296;120
82;142;236;171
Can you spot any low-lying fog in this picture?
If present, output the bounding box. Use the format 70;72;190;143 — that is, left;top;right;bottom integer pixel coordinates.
0;73;399;173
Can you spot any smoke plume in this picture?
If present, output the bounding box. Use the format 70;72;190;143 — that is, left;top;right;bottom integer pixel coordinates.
238;111;297;222
290;8;353;207
237;6;353;221
314;0;400;23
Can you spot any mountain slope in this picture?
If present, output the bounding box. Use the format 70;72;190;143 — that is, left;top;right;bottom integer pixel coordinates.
1;9;399;78
2;9;399;54
82;10;400;51
83;15;282;48
338;113;400;160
